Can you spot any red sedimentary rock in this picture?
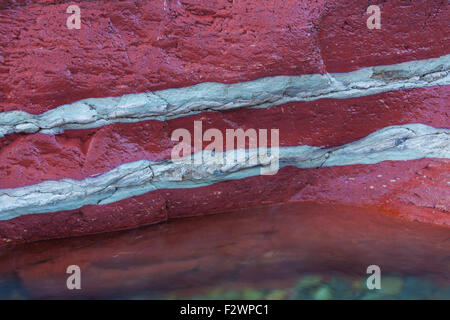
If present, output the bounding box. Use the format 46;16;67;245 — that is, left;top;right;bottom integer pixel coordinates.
0;0;448;245
1;0;448;113
0;158;449;245
0;86;448;189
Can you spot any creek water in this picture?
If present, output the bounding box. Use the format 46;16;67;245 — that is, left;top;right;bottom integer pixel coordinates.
0;202;449;299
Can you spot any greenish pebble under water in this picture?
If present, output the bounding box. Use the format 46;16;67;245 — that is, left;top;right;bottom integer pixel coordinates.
170;274;450;300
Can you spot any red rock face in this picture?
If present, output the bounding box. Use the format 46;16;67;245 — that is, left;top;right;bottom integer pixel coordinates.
1;158;448;245
0;0;448;113
0;0;449;244
0;86;448;189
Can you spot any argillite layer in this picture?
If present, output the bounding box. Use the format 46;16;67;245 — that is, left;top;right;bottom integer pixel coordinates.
0;0;449;244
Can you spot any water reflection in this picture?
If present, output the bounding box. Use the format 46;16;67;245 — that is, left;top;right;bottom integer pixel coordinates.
0;203;449;299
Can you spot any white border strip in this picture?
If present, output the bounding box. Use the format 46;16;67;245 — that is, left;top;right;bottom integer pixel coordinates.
0;123;448;220
0;54;448;138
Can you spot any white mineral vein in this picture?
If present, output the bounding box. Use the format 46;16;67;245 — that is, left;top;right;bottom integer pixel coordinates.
0;124;448;220
0;54;448;138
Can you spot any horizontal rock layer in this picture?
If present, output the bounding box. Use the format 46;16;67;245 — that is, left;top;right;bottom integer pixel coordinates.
0;54;448;138
1;157;449;245
0;123;448;220
0;0;449;244
0;0;448;113
0;67;449;189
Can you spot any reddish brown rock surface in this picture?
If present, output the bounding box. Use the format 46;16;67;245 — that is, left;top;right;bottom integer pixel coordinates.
0;0;448;244
0;86;448;189
0;0;448;113
1;158;449;245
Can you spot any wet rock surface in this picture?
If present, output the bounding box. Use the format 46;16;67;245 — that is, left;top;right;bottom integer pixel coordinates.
0;0;448;243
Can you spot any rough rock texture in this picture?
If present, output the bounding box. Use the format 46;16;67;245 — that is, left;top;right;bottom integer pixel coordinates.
0;0;448;113
0;86;448;189
1;158;449;245
0;0;449;244
0;54;448;138
0;123;448;219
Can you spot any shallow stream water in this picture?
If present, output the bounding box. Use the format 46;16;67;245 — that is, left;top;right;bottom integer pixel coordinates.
0;202;449;299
